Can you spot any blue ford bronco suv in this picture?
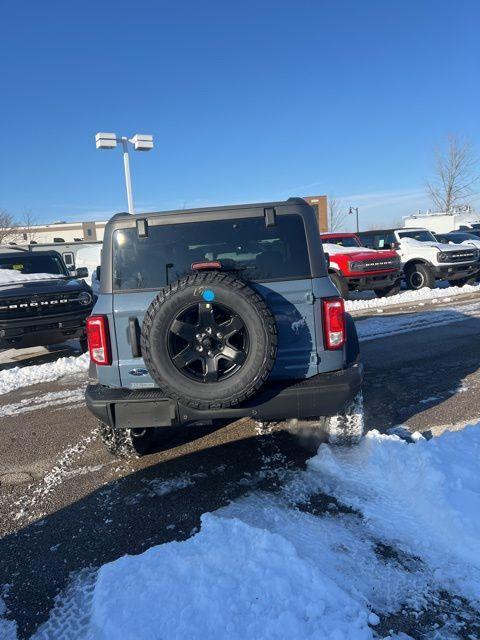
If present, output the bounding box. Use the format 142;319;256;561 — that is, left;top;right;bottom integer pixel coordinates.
85;198;363;457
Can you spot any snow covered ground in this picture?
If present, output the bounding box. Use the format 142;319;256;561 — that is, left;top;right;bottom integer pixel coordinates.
0;353;89;395
356;299;480;342
2;424;478;640
345;282;480;312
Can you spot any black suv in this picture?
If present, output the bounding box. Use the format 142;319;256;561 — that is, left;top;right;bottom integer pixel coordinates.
0;248;94;351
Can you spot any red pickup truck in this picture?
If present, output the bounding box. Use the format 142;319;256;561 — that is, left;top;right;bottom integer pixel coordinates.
321;232;402;299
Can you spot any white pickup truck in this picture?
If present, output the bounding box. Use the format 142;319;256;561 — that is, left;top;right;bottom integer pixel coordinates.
359;227;480;289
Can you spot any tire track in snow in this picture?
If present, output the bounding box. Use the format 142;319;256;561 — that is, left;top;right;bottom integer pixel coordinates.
0;388;85;418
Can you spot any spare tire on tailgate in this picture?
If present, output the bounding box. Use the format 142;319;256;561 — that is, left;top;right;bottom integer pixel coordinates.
141;271;277;410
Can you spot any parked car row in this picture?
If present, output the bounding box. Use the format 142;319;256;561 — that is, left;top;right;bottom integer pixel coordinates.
321;227;480;298
2;222;479;355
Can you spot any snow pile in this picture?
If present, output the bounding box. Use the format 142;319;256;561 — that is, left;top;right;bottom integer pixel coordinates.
0;353;89;395
88;515;371;640
345;282;480;312
308;426;480;600
0;270;61;284
17;424;479;640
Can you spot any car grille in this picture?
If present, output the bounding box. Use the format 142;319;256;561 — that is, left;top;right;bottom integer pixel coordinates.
0;292;91;319
350;257;401;272
444;250;478;263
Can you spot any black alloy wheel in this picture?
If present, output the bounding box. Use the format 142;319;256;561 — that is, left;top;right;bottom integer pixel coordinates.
167;301;249;383
141;271;277;409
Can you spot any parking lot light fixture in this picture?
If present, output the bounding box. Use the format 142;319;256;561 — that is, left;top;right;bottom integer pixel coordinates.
349;206;360;233
95;132;154;215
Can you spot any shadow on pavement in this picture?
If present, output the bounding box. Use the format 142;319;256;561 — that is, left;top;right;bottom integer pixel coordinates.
0;427;310;639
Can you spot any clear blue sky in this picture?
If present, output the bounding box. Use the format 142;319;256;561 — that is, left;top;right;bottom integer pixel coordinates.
0;0;479;230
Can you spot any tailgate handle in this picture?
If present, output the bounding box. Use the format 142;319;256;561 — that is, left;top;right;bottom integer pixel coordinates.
128;316;141;358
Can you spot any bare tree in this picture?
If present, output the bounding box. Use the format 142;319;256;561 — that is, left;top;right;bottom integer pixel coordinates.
427;135;479;212
17;210;38;243
0;209;19;243
328;196;347;232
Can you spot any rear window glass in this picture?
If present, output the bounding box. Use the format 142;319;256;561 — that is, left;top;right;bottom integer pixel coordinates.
113;215;311;291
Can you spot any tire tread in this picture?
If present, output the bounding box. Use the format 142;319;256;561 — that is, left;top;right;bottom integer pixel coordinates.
141;272;277;410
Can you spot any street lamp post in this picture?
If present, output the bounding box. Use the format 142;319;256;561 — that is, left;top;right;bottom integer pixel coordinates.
95;133;154;215
349;206;359;233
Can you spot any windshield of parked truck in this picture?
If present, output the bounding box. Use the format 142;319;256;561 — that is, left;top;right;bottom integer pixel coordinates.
439;233;478;243
112;215;312;291
398;230;436;242
321;236;360;248
0;254;67;283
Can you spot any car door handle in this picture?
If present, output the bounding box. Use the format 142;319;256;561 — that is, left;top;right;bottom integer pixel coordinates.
128;316;141;358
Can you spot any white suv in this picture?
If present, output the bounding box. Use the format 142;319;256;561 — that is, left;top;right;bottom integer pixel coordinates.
359;228;480;289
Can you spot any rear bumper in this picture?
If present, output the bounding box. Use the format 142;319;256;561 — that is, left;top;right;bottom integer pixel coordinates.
85;362;364;430
344;271;401;291
0;309;92;348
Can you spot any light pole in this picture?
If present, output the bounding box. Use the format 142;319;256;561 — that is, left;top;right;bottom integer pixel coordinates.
349;206;359;233
95;133;154;214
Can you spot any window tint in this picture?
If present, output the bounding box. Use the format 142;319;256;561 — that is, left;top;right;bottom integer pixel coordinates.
360;233;396;249
445;233;476;242
113;215;311;291
359;235;374;248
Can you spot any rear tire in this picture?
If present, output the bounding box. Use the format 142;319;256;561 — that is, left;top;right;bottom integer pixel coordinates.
448;276;476;287
329;272;350;299
287;392;364;449
374;281;401;297
98;421;156;458
405;263;435;290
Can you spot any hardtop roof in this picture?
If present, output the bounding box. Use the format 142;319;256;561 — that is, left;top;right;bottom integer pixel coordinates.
320;232;358;238
359;227;429;235
0;248;61;257
108;197;309;223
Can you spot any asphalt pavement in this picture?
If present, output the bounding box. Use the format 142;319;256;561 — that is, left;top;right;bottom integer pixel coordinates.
1;297;479;638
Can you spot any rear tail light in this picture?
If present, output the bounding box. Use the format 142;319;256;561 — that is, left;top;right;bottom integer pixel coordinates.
322;298;346;350
86;315;111;365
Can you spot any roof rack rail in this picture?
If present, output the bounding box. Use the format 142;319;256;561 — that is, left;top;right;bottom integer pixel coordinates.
0;243;31;252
